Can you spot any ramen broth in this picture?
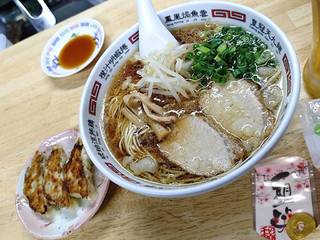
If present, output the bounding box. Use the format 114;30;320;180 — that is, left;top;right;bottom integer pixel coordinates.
103;24;283;185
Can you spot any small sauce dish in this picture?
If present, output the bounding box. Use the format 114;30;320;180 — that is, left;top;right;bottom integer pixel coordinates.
41;18;104;78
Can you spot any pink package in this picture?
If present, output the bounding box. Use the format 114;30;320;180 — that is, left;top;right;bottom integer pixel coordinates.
252;155;318;240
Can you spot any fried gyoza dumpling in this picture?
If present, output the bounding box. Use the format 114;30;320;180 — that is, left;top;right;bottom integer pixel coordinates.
64;139;94;198
24;151;48;214
43;147;70;207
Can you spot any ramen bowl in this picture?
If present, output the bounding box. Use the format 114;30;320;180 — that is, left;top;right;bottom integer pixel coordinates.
79;1;300;198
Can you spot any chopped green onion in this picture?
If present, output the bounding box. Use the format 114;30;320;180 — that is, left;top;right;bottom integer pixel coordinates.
185;52;193;60
196;45;211;54
256;50;273;65
214;55;223;62
314;123;320;136
217;42;227;54
186;26;276;86
209;39;222;48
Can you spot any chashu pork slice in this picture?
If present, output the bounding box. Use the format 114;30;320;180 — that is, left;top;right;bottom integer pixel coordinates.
64;139;94;198
200;79;275;151
44;147;70;207
159;115;245;176
23;151;48;214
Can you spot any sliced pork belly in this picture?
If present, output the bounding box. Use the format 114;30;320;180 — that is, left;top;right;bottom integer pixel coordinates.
159;116;245;176
200;79;274;151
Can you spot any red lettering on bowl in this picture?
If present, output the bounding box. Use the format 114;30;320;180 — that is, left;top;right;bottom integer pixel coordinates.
89;81;101;115
129;31;139;44
211;9;246;22
282;53;292;95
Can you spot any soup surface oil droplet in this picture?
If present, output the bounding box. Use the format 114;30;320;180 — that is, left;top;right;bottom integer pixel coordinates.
58;34;95;69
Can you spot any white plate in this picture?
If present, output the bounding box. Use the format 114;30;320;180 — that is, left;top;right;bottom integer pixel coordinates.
16;129;109;239
41;18;105;78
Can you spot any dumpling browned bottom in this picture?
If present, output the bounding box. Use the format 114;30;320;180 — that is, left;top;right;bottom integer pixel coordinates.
23;151;47;214
64;140;94;198
43;147;70;207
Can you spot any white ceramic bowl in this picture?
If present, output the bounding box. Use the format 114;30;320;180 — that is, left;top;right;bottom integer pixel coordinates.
79;1;300;198
41;18;104;78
